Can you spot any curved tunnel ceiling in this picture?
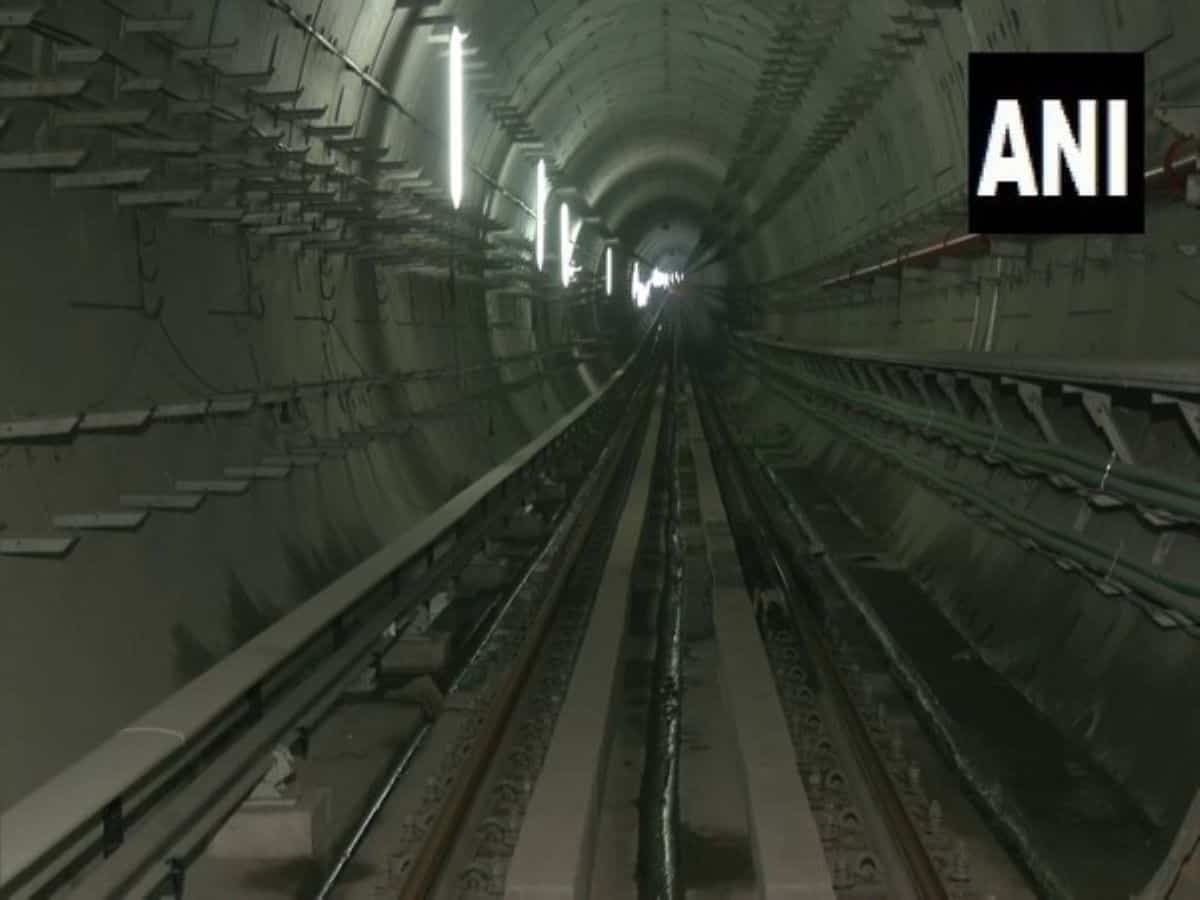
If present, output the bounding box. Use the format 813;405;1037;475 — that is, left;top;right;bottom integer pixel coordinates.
458;0;784;269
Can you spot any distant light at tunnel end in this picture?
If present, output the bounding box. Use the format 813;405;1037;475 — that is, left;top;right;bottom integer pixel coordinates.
605;247;613;296
631;264;683;307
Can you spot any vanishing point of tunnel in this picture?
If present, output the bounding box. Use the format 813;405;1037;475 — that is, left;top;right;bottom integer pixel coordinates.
1;2;1199;899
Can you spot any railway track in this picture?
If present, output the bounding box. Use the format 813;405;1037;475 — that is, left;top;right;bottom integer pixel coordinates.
0;319;666;899
10;316;1148;900
307;354;1032;900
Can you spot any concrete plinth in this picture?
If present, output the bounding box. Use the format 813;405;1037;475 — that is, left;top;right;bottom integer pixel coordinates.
206;788;332;861
460;555;508;592
382;633;451;676
503;510;546;540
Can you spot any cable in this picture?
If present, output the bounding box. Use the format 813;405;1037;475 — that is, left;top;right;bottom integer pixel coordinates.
318;254;344;301
158;319;227;394
84;322;156;412
330;321;369;376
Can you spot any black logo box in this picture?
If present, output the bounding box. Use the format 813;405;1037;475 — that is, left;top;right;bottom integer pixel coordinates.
968;52;1145;235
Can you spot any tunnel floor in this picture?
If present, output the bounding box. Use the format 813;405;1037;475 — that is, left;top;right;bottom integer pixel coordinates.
774;462;1169;900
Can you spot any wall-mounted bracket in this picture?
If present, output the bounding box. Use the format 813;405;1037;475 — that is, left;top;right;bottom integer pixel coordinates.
1073;501;1092;533
120;14;191;36
936;373;965;418
1154;103;1200;140
1152;531;1177;568
52;511;148;531
263;455;321;468
79;409;153;433
116;76;165;96
0;536;78;558
209;395;256;416
0;7;41;28
114;137;200;155
1053;556;1081;573
1151;393;1200;449
0;149;89;171
274;106;327;122
1006;378;1061;445
0;414;81;442
120;494;205;512
175;479;251;495
170;206;248;222
1065;386;1136;464
906;368;935;412
224;465;290;480
55;108;153;129
116;188;204;208
53;168;151;190
173;41;238;64
866;365;895;400
153;401;210;422
965;375;1003;432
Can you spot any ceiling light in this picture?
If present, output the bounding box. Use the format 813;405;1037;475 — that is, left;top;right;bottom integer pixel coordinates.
449;25;466;210
536;159;548;271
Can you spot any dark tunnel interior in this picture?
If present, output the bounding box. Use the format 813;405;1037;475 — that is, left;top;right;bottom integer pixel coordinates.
1;2;1200;899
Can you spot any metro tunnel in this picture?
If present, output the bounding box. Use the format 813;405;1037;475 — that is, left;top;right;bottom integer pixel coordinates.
1;1;1198;898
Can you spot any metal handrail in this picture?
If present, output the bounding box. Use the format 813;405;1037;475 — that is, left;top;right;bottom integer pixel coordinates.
0;316;664;894
735;337;1200;525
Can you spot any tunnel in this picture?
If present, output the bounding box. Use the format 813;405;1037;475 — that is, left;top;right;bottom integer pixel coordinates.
1;1;1199;898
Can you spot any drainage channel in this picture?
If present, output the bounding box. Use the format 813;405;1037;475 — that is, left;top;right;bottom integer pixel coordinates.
637;361;685;900
587;358;767;900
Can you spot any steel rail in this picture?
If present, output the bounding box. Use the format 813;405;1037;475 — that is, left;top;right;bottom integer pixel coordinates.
0;315;664;897
692;376;951;900
393;361;665;900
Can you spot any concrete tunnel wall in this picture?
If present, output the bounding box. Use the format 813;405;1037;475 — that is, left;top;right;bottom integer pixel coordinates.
716;0;1200;842
748;1;1200;356
0;0;629;808
1;0;1198;857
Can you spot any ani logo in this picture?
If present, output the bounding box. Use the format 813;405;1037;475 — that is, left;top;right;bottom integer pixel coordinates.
968;52;1144;235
